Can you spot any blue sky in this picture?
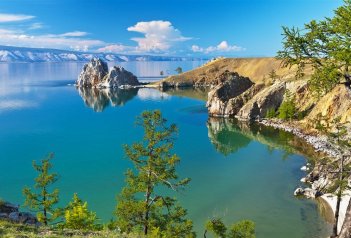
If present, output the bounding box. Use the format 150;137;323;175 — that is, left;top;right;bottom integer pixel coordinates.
0;0;343;57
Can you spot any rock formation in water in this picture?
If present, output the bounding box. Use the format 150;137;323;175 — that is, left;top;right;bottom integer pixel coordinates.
76;58;139;88
77;87;138;112
77;58;108;87
100;66;139;88
206;71;254;117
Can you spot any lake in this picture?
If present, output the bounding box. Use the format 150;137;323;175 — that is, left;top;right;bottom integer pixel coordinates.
0;61;332;237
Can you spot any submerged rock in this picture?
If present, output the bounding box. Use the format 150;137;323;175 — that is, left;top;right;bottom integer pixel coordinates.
77;58;108;87
206;71;254;117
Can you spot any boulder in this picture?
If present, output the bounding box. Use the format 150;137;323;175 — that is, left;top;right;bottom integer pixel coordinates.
98;66;139;88
77;58;108;87
236;82;286;120
8;212;39;225
294;187;318;198
206;71;254;117
0;202;19;214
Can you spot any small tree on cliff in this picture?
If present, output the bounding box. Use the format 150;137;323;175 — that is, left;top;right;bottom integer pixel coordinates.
175;67;183;74
23;153;61;225
277;0;351;96
115;110;194;237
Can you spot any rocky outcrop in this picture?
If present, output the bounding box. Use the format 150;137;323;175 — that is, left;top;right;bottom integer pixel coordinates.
77;58;108;87
306;84;351;124
76;58;139;88
0;201;39;225
206;71;254;117
99;66;139;88
294;187;319;198
236;82;286;120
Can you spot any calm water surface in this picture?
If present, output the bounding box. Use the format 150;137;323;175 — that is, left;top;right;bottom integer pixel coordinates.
0;62;332;237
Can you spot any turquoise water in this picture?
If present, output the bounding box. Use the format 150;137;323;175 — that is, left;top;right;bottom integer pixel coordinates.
0;62;332;237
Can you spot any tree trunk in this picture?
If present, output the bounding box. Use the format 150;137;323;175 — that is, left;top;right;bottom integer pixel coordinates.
144;170;152;235
332;192;342;237
332;157;344;237
338;199;351;238
43;188;47;225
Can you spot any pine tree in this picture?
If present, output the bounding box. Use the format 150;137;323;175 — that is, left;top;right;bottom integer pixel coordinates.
23;153;61;225
115;110;194;237
64;193;101;230
204;218;255;238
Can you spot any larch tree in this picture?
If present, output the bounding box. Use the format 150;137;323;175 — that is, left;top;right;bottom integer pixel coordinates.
277;0;351;97
23;153;61;225
115;110;194;237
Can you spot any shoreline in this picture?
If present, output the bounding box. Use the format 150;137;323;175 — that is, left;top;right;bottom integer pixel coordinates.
258;118;350;235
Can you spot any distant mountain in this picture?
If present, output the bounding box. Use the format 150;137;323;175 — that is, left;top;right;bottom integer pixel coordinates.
0;45;204;63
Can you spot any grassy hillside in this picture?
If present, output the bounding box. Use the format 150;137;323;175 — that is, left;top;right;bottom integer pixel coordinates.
159;57;313;86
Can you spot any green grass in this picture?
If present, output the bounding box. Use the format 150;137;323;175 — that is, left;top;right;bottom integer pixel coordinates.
0;220;138;238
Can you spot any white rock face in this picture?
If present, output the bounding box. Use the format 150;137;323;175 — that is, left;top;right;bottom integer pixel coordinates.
77;58;108;87
98;66;139;88
76;58;139;88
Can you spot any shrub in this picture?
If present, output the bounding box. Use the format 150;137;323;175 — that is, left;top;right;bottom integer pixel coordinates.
278;90;296;120
64;193;101;231
265;108;276;118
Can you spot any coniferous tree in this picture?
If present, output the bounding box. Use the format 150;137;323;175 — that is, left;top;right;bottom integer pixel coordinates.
23;153;61;225
63;193;101;230
277;0;351;96
278;90;296;120
115;110;193;237
204;218;255;238
175;67;183;74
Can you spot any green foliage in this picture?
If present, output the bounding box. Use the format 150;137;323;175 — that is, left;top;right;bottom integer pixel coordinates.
23;153;61;225
115;110;194;237
277;0;351;95
265;108;276;118
63;193;101;231
205;219;227;237
278;90;296;120
228;220;255;238
175;67;183;74
204;218;255;238
268;70;278;81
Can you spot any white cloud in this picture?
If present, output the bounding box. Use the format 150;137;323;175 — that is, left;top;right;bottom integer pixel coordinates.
0;13;34;23
28;22;43;30
0;28;104;51
191;41;245;54
60;31;88;37
97;44;133;53
127;20;191;53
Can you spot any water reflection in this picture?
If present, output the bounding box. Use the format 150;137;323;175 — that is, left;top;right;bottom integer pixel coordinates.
207;117;251;156
207;117;319;158
77;87;138;112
